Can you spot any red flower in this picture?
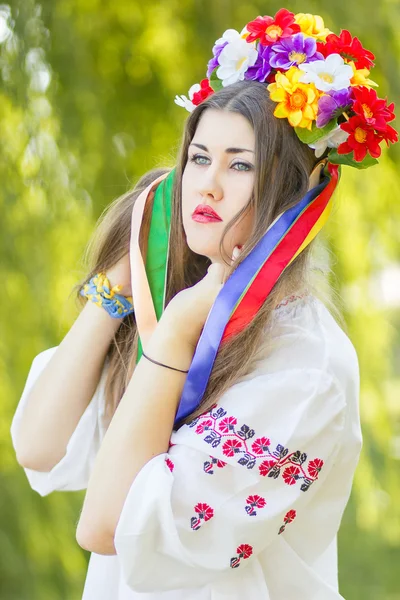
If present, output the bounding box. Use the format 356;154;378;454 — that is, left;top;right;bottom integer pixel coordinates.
218;416;237;433
317;29;375;70
192;78;214;106
307;458;324;479
251;436;271;455
237;543;253;559
282;465;301;485
338;116;383;161
246;9;300;46
165;457;175;473
222;438;243;457
194;502;214;521
379;122;399;146
284;509;297;523
246;494;267;509
259;459;277;477
352;86;397;133
195;419;213;434
209;455;227;469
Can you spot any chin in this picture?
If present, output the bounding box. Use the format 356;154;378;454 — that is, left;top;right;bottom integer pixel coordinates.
186;240;214;259
184;219;227;262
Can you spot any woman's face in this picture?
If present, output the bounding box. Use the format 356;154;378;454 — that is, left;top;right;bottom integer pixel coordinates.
181;109;255;264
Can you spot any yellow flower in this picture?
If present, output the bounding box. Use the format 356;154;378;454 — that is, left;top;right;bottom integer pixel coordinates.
267;67;321;130
294;13;333;41
348;60;378;89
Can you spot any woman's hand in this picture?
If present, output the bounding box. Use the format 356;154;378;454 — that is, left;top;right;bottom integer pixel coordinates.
160;245;243;349
106;253;132;298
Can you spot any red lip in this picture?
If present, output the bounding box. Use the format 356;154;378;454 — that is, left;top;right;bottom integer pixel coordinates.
192;204;222;222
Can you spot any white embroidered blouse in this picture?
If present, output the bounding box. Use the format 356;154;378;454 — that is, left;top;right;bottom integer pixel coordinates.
10;293;363;600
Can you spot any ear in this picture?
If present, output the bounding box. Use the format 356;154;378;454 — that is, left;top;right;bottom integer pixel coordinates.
308;159;328;191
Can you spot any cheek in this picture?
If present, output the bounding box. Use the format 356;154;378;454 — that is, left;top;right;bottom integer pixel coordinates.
181;171;193;213
224;206;255;249
237;208;255;237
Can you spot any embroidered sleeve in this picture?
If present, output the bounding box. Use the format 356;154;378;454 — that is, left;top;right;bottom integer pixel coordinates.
114;367;346;593
10;347;108;496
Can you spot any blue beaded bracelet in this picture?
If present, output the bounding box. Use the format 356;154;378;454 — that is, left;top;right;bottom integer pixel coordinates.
80;272;134;319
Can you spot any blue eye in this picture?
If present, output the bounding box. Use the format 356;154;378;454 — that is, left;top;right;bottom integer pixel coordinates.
189;154;253;172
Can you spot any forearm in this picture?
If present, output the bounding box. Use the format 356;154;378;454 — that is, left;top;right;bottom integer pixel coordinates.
76;313;194;554
15;301;121;471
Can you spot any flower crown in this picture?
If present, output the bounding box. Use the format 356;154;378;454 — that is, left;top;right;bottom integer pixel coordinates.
174;9;398;170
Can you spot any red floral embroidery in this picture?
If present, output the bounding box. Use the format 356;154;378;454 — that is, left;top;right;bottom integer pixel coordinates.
190;502;214;531
259;459;278;476
245;494;267;517
189;405;323;492
195;419;213;434
230;543;253;568
165;457;174;472
282;465;301;485
308;458;324;478
203;455;228;475
252;436;271;454
222;438;242;457
278;509;297;534
218;416;237;433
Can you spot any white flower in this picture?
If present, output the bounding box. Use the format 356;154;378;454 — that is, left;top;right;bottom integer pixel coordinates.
174;82;202;113
308;125;350;158
215;28;258;87
298;53;353;92
174;26;253;111
214;26;250;47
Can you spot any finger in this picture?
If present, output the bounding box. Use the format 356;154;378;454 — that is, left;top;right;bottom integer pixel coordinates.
231;244;244;265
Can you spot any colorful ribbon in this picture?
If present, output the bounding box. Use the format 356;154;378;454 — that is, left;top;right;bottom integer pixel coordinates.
128;163;340;427
174;163;340;425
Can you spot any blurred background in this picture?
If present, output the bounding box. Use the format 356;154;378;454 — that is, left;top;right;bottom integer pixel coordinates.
1;0;399;598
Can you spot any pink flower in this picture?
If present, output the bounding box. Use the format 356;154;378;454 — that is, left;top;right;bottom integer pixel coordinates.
165;458;174;473
246;494;267;509
218;416;237;433
252;436;271;454
222;438;243;457
195;419;213;434
194;503;214;521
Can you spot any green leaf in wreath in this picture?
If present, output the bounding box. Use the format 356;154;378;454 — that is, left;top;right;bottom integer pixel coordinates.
328;149;379;169
295;119;337;144
209;67;223;92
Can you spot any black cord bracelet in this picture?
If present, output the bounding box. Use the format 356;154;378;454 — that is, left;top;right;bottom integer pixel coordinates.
142;350;189;373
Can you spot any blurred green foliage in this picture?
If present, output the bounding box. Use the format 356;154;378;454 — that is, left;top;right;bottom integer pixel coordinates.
1;1;399;598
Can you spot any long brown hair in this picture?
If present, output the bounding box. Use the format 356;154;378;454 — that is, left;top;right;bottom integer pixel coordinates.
71;80;346;431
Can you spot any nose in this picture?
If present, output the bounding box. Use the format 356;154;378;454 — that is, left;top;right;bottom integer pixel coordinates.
198;169;223;203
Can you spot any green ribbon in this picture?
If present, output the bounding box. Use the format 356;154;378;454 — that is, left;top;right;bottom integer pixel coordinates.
136;168;175;363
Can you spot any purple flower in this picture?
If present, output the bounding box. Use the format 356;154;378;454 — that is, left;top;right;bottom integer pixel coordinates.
244;43;273;83
317;89;353;127
206;40;228;78
270;33;323;70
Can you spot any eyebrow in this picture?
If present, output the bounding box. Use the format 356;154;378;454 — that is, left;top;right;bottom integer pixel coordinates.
189;143;255;154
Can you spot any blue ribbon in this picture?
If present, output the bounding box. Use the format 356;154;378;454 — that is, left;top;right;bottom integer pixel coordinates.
174;173;330;426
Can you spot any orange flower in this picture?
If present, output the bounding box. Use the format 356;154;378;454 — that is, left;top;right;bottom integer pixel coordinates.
267;66;321;129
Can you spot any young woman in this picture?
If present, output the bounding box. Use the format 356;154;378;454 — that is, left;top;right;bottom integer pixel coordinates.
11;8;397;600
